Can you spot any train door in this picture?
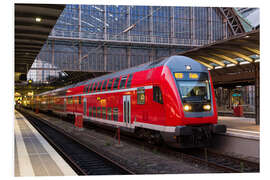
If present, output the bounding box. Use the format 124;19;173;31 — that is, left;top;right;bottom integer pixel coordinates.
123;95;131;127
83;97;87;116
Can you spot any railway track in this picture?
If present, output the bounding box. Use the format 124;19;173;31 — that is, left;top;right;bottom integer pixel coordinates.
82;119;260;173
19;108;259;173
179;148;259;173
19;110;135;175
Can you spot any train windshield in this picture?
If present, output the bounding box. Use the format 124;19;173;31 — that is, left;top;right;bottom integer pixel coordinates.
177;80;211;102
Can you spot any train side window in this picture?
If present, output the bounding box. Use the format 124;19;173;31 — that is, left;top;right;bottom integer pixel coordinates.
102;80;108;91
96;82;101;92
85;85;88;93
153;86;163;104
137;88;145;104
107;79;113;90
88;83;92;93
92;82;96;92
113;77;120;90
126;74;133;88
107;107;112;120
97;107;101;118
78;96;81;104
93;107;96;117
67;97;72;104
119;76;127;89
113;108;118;121
89;107;92;116
102;107;106;119
99;81;104;91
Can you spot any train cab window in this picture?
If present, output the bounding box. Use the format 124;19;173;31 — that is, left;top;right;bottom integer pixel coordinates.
107;107;112;120
126;74;133;88
93;107;96;117
113;108;118;121
153;86;163;104
102;80;108;91
119;76;127;89
89;107;92;116
97;107;101;117
102;107;106;119
137;88;145;104
113;78;120;90
107;79;113;90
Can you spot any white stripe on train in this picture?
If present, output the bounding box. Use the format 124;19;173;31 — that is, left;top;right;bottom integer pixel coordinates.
53;110;176;133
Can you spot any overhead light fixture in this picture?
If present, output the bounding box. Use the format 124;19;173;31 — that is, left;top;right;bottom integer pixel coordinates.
240;61;250;65
35;17;42;22
185;65;192;70
215;66;223;69
226;64;236;67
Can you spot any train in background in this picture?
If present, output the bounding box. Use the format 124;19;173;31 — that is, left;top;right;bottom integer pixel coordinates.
23;56;226;148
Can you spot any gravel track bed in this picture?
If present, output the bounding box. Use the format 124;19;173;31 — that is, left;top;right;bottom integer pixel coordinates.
22;109;219;174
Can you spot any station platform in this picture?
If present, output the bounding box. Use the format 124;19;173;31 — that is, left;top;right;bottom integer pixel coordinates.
214;116;259;159
14;110;77;176
218;116;259;132
218;116;259;139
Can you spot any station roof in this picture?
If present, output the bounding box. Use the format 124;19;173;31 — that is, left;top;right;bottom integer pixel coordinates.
178;29;259;87
15;4;65;73
178;29;259;69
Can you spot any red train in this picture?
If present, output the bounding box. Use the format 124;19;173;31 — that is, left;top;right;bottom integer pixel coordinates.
28;55;226;148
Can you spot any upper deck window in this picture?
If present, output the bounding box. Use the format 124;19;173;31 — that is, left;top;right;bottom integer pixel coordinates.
102;80;108;91
126;74;133;88
88;83;93;93
107;79;113;90
97;82;102;92
119;76;127;89
92;82;96;92
113;77;120;90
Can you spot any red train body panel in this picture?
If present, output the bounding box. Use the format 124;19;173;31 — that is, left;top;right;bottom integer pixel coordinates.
30;56;226;148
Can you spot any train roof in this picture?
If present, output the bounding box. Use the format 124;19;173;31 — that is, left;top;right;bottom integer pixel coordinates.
38;56;207;96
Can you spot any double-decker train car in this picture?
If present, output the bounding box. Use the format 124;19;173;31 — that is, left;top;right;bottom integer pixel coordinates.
30;56;226;148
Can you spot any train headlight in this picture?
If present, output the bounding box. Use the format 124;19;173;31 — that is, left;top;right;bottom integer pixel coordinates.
203;104;211;111
183;104;192;111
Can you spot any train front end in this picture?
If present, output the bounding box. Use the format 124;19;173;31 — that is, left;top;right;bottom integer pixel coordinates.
162;56;226;148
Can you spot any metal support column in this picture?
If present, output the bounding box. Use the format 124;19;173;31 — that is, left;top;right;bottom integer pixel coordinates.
150;48;155;62
78;4;81;38
78;5;82;71
104;5;107;40
78;42;82;71
127;47;131;68
208;8;213;43
190;7;195;45
170;7;175;44
150;6;154;42
228;88;232;109
223;18;228;39
104;46;107;71
127;6;131;41
51;40;54;66
255;63;260;125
